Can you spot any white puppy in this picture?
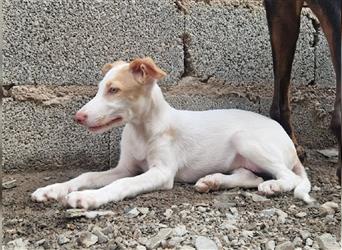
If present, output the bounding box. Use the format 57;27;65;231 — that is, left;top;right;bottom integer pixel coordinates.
32;57;313;209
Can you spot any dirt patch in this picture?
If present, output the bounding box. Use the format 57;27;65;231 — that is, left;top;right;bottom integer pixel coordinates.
3;150;341;249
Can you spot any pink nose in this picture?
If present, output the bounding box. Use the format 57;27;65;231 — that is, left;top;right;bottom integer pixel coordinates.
74;112;88;124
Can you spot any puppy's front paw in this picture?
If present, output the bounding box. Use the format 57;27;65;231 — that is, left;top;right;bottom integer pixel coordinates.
31;183;72;202
258;180;282;195
195;173;223;193
65;191;101;209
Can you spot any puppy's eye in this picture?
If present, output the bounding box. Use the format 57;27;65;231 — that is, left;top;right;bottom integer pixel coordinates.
108;87;120;95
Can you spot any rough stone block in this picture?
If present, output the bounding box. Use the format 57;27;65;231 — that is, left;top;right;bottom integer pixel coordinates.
2;97;111;171
185;3;316;85
3;0;183;85
315;33;336;86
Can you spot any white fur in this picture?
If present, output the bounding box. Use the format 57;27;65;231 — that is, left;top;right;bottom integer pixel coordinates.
32;62;314;209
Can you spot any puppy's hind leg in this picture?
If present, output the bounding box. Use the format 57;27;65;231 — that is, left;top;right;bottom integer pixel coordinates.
195;168;264;193
231;131;314;204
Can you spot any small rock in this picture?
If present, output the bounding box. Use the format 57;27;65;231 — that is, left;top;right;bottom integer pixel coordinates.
136;245;146;250
78;232;98;248
276;209;288;223
293;237;302;247
265;240;275;250
317;148;338;159
92;226;108;244
7;238;29;249
305;238;313;246
137;207;149;215
260;208;276;218
57;234;70;245
164;208;173;218
275;241;294;250
102;225;114;235
220;223;238;231
64;209;114;219
300;230;311;240
34;239;46;247
195;236;218;250
127;207;140;217
229;207;238;215
241;230;254;238
180;246;196;250
243;192;270;202
320;201;339;216
43;176;51;181
167;237;184;247
2;179;17;189
312;186;321;191
174;225;188;237
316;233;340;250
295;212;307;218
146;228;173;249
197;206;207;212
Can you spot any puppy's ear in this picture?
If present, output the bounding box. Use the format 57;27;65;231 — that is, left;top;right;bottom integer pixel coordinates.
101;63;113;76
129;57;167;84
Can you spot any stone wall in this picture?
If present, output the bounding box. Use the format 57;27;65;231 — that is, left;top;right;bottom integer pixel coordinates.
2;0;336;171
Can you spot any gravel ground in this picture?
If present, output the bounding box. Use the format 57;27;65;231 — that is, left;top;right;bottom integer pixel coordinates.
2;149;341;250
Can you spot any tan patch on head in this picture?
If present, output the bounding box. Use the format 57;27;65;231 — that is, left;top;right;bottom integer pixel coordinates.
104;66;145;101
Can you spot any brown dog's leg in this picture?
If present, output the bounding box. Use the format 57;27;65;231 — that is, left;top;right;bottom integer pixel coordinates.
307;0;341;183
264;0;305;159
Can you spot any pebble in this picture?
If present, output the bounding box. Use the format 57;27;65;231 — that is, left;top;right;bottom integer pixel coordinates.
138;207;150;215
164;208;173;218
317;148;338;158
167;236;184;247
293;236;303;247
195;236;218;250
295;212;307;218
174;225;188;237
241;230;254;238
265;240;276;250
243;192;270;202
146;228;173;249
78;232;98;248
57;234;70;245
7;238;29;249
312;186;321;191
2;179;17;189
275;241;294;250
127;207;140;217
65;209;114;219
305;238;313;246
320;201;339;216
34;239;46;247
92;226;109;243
316;233;340;250
136;246;147;250
197;206;207;212
180;246;196;250
299;230;311;240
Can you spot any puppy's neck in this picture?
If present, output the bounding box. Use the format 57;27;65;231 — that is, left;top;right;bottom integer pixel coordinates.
129;83;172;137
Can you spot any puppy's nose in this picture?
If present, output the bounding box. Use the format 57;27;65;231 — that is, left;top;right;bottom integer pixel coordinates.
74;111;88;124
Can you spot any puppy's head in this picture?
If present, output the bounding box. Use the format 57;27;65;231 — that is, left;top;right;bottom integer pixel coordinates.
75;57;166;133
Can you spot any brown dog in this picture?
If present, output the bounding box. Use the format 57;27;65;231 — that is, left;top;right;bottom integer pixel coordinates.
264;0;341;183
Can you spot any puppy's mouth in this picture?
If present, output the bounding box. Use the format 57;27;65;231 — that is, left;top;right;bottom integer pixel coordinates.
88;116;123;132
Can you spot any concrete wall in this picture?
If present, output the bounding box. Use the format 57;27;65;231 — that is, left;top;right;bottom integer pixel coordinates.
2;0;336;171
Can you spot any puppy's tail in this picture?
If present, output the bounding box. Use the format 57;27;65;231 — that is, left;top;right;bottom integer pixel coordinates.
293;161;315;204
